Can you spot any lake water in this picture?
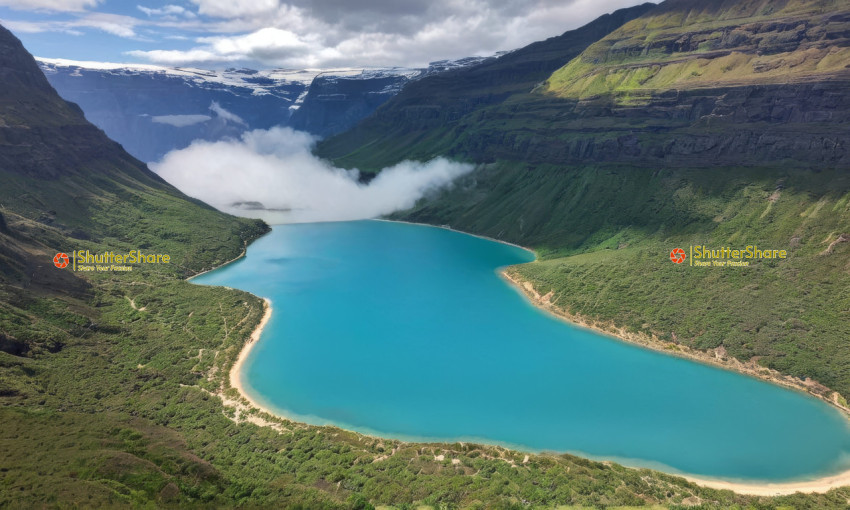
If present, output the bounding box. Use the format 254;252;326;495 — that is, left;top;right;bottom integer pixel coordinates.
192;220;850;481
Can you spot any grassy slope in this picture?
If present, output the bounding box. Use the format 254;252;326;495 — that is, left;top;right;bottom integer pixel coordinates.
1;23;825;509
544;0;850;100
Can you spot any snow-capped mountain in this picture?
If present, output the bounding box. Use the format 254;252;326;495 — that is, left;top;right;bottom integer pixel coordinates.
36;57;493;162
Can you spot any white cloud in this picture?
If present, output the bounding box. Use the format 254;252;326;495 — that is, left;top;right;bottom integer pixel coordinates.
0;0;100;12
83;20;135;37
150;114;212;127
137;4;196;19
3;12;142;38
127;27;312;66
9;0;652;69
189;0;280;19
125;47;227;64
123;0;654;68
1;19;81;34
209;101;246;125
151;126;473;223
200;27;308;57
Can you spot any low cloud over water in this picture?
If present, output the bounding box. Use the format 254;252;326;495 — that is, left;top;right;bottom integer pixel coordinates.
151;126;473;223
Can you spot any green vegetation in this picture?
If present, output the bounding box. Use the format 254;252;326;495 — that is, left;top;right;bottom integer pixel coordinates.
544;0;850;100
7;214;833;508
316;3;656;174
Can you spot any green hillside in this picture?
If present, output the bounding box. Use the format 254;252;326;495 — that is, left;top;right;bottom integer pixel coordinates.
4;22;838;508
544;0;850;100
317;0;850;415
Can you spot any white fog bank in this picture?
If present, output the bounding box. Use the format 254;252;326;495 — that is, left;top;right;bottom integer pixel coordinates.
151;127;473;224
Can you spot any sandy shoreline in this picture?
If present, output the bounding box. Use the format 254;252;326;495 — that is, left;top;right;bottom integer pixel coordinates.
388;218;850;417
229;297;276;414
212;221;850;496
679;470;850;496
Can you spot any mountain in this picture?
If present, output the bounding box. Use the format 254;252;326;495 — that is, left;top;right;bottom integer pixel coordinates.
286;68;423;136
36;59;312;162
0;23;268;328
315;2;656;170
38;57;491;162
317;0;850;406
545;0;850;98
318;0;849;170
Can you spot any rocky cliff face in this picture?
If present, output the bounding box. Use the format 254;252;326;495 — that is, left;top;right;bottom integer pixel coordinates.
288;71;419;137
447;80;850;167
544;0;850;98
0;33;159;184
318;0;850;173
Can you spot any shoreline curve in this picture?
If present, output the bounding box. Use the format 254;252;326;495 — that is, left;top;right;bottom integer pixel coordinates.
680;470;850;496
218;221;850;497
230;297;276;415
499;269;850;418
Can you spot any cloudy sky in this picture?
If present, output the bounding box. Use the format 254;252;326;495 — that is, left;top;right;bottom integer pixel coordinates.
1;0;651;69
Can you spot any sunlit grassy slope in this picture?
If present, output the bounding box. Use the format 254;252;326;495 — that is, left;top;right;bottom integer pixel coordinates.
543;0;850;100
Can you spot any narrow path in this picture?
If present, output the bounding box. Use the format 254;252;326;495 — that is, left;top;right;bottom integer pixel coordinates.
125;295;146;311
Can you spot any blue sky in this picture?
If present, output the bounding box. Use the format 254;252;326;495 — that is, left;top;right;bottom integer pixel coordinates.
0;0;652;69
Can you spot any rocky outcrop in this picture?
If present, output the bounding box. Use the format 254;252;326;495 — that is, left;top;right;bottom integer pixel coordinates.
0;26;160;185
288;73;414;137
38;62;306;162
449;81;850;167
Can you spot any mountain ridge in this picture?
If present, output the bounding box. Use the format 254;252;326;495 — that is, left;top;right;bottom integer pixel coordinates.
315;3;657;170
543;0;850;98
318;0;850;171
37;55;493;162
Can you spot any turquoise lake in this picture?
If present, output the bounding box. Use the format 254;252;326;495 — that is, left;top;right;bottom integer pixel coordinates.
193;220;850;482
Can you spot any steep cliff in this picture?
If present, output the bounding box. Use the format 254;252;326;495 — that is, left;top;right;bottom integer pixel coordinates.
0;24;266;289
288;71;418;137
315;3;656;169
545;0;850;97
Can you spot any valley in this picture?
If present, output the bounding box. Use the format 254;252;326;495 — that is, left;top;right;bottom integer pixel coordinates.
2;0;850;507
